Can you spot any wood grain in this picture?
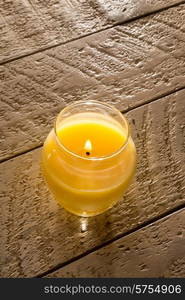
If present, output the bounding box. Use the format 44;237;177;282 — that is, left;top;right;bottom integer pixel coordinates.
48;208;185;277
1;3;185;161
0;0;184;64
0;89;184;277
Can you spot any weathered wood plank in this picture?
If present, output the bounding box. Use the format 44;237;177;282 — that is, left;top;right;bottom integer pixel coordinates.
0;0;184;64
48;208;185;277
0;90;184;277
1;3;185;161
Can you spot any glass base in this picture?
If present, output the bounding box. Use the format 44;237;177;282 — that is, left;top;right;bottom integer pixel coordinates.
57;198;120;217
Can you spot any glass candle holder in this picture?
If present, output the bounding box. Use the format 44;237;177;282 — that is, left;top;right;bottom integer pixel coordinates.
42;100;136;217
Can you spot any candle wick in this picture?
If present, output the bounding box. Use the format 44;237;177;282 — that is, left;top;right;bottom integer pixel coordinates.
86;151;90;156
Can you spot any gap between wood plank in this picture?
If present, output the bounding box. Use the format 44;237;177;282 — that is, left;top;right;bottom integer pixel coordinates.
37;203;185;278
1;0;185;66
1;85;185;164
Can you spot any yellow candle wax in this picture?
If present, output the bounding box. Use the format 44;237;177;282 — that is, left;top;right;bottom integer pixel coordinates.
57;114;125;158
42;102;136;217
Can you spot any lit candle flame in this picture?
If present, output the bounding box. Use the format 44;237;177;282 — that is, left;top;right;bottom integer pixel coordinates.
84;139;92;156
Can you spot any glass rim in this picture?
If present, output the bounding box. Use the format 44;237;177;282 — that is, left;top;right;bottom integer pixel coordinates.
54;100;130;161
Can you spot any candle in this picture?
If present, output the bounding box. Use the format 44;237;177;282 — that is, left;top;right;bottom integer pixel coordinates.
42;101;136;217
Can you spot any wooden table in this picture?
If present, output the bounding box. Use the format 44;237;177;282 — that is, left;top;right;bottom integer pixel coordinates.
0;0;185;278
